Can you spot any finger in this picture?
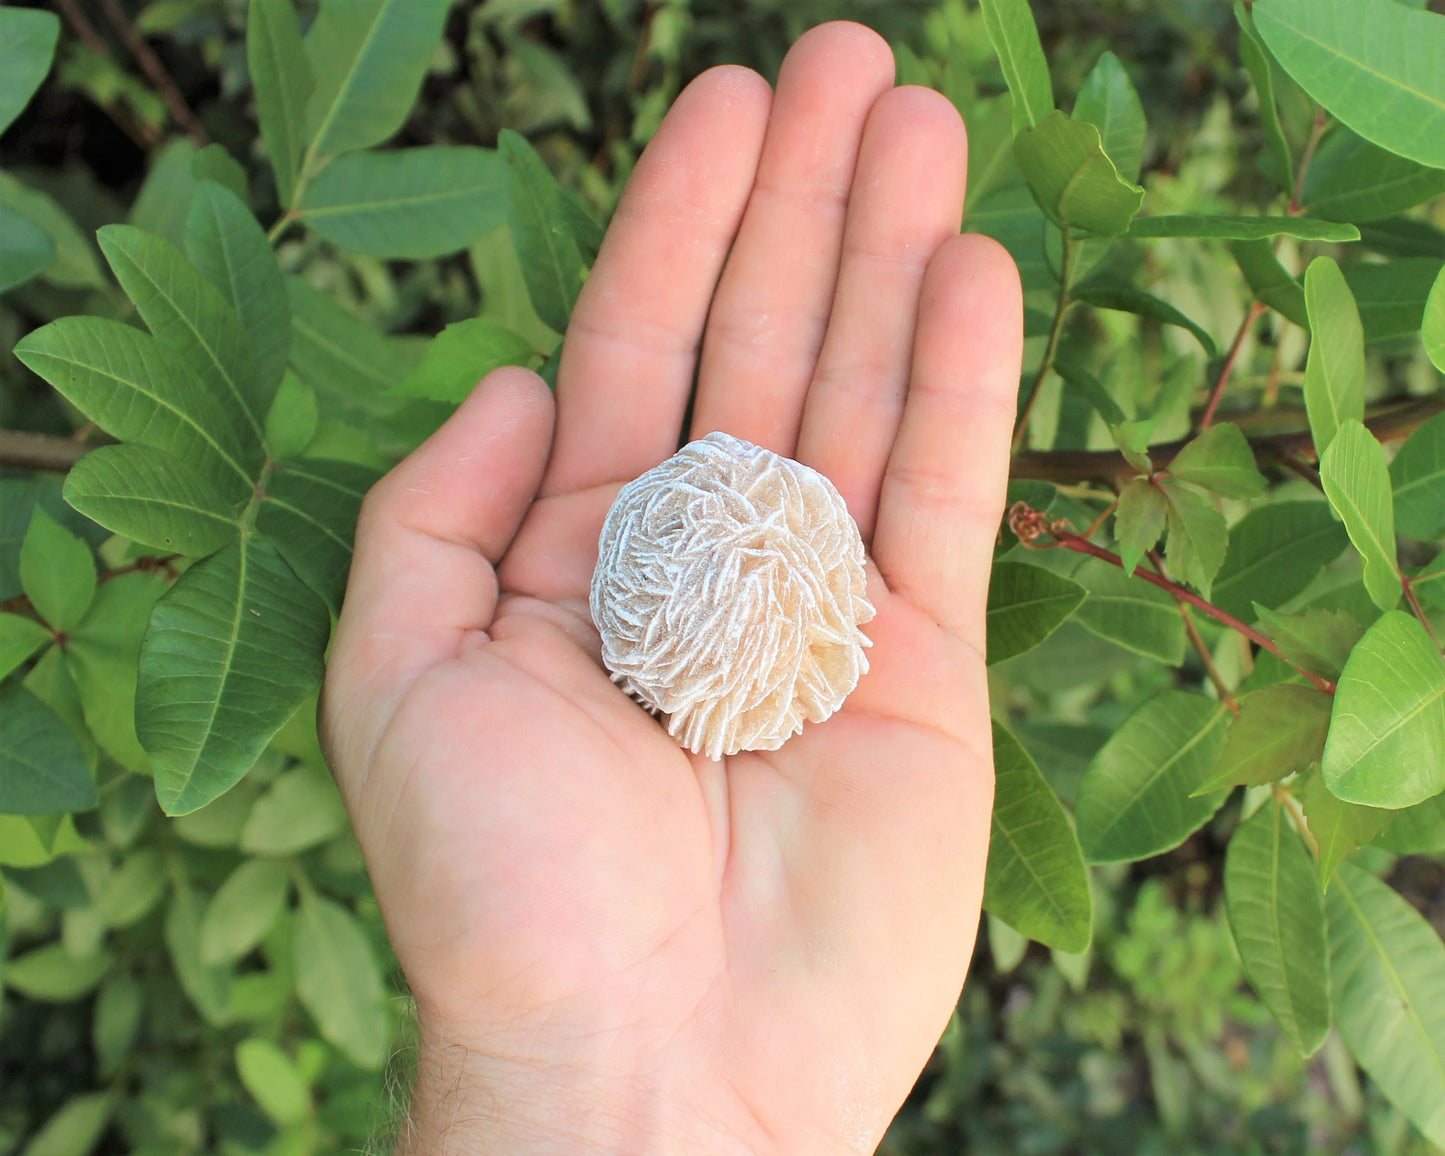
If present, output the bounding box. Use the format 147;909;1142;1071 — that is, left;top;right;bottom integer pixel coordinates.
324;368;555;767
688;22;895;455
542;66;772;497
871;234;1023;652
794;86;968;541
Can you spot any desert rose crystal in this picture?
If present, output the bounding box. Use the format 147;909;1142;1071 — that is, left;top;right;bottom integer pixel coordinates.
590;431;875;760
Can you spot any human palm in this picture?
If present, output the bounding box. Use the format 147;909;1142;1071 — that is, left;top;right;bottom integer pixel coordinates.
322;22;1022;1155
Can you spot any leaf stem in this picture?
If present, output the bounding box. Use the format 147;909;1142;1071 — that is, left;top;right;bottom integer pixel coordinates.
1012;229;1075;454
1288;107;1330;215
266;212;298;245
1400;572;1442;649
1199;300;1266;431
1008;501;1337;695
1182;603;1239;715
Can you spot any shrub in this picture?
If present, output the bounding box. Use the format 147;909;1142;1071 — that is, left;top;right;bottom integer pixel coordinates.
0;0;1442;1152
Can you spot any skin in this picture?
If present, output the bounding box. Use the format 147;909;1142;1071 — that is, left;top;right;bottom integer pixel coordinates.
321;21;1022;1155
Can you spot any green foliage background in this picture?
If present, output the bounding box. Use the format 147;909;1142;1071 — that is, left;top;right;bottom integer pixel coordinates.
0;0;1444;1153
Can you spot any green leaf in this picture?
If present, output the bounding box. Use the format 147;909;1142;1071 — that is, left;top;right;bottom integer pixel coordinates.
966;184;1055;292
977;0;1053;133
165;876;232;1025
265;372;319;459
1075;690;1231;863
13;316;260;504
1323;610;1445;809
1212;503;1350;621
247;0;312;208
4;942;113;1002
256;457;378;614
1070;556;1186;665
1069;277;1217;358
1390;410;1445;541
24;645;95;773
1194;684;1332;793
1344;257;1444;341
1053;360;1128;427
1303;257;1366;458
285;277;430;452
171;775;261;849
63;445;239;556
1167;423;1267;500
201;858;291;965
0;611;52;681
138;536;330;816
0;202;54;293
986;560;1087;664
297;147;510;258
983;721;1093;953
1423;265;1445;373
500;130;589;334
1160;479;1228;598
0;7;59;137
1231;239;1309;327
1253;0;1445;170
390;318;538;402
1319;420;1400;612
236;1038;311;1126
1357;217;1445;261
1255;605;1366;682
1236;4;1294;197
190;143;249;204
1114;477;1168;575
294;890;389;1068
97;224;269;449
1013;111;1144;236
186;181;290;406
67;572;167;774
1375;792;1445;854
93;972;143;1078
20;508;95;631
18;1092;114;1156
1302;769;1392;888
240;766;348;855
1224;798;1331;1057
0;172;104;289
97;847;166;928
0;683;95;814
303;0;451;159
126;139;197;251
1327;863;1445;1147
1416;554;1445;612
1301;129;1445;223
1127;215;1360;242
1072;51;1145;183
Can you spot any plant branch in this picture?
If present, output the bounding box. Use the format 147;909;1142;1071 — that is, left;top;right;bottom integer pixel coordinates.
1008;502;1336;695
1288;106;1330;214
0;430;91;473
1009;394;1445;484
1276;448;1323;490
1012;230;1074;454
51;0;160;148
1400;572;1441;649
1200;300;1266;431
98;0;209;147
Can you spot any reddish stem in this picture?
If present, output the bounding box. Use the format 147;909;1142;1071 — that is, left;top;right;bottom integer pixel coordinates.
1007;503;1336;695
1200;300;1266;431
1401;573;1441;649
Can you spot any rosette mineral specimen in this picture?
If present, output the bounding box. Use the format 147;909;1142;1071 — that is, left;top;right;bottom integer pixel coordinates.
590;431;875;760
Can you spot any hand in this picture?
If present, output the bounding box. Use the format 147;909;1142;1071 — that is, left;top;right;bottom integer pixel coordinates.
321;21;1022;1155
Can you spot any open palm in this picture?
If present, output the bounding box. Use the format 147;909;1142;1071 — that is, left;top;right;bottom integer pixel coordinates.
321;22;1022;1154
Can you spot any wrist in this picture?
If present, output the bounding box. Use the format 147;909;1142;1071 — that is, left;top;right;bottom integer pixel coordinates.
394;1019;759;1156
